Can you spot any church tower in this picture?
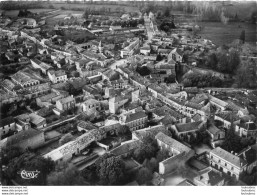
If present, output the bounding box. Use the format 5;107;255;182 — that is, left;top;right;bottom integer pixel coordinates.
98;40;103;53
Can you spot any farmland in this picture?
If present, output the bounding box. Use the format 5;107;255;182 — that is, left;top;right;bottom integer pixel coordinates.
197;21;256;46
50;2;139;13
4;9;55;18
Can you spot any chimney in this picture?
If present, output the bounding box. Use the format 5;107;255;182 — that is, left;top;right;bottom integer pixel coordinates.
231;151;234;154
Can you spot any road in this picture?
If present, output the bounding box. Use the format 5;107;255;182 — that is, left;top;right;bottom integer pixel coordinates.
109;59;128;70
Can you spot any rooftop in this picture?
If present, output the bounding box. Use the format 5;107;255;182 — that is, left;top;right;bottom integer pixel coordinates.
124;111;147;123
58;96;75;105
175;121;203;133
0;116;15;128
110;140;141;156
155;132;192;153
210;147;247;168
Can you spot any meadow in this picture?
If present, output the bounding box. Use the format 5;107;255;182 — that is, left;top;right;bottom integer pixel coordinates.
4;9;55;18
197;21;256;46
50;3;139;13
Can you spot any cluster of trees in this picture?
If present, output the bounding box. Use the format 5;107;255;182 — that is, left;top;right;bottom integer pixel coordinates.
0;1;44;10
82;154;127;185
3;148;55;185
88;18;144;28
0;99;33;119
204;47;241;74
235;59;257;88
190;2;227;22
136;66;151;76
182;72;223;88
18;9;34;17
159;20;176;32
139;1;187;15
47;164;86;185
57;16;81;26
76;6;126;15
133;137;158;163
221;126;256;153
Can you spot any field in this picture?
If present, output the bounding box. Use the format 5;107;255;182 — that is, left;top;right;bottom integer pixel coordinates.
4;9;55;18
62;28;96;43
50;3;139;13
197;21;256;46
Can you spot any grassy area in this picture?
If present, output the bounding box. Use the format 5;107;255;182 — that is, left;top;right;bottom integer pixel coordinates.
197;21;256;46
4;9;55;18
62;28;96;43
50;3;139;13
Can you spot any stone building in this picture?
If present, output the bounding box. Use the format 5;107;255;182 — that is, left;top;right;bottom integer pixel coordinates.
209;147;247;180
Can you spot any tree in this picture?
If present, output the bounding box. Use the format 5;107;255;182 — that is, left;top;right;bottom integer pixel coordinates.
228;48;240;73
148;157;158;172
2;146;22;165
47;165;87;185
156;10;163;19
206;52;218;69
136;66;151;76
136;167;153;185
96;155;126;185
133;137;158;163
59;133;73;146
221;124;242;153
156;150;170;162
6;152;55;185
216;53;229;72
116;125;130;135
164;7;170;17
235;59;257;88
240;30;245;44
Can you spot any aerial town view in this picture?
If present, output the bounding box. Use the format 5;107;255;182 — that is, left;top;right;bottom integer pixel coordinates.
0;0;256;187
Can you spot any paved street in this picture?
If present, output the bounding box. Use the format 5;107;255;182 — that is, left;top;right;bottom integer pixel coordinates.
109;59;128;69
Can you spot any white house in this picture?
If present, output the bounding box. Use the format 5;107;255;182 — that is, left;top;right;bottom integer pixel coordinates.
48;70;67;84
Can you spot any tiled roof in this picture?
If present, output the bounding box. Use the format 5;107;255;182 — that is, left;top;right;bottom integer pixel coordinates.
124;111;147;123
175;121;203;133
110;140;141;156
77;121;97;131
155;132;192;153
102;69;120;81
58;96;75;104
29;113;45;125
210;96;228;108
185;101;203;110
207;124;222;135
2;79;16;91
11;71;38;85
177;179;195;186
153;105;184;119
210;147;247;168
83;98;99;105
237;122;257;131
0;116;15;127
190;93;209;104
133;125;166;139
192;113;202;122
38;92;58;102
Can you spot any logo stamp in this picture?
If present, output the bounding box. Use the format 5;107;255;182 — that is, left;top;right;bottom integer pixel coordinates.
17;170;40;179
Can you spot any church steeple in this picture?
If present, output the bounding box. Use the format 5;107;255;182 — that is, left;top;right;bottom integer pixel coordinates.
98;40;103;53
